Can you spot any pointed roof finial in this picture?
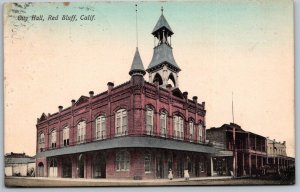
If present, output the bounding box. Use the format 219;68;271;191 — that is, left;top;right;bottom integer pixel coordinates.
161;6;164;15
135;4;139;48
129;47;146;76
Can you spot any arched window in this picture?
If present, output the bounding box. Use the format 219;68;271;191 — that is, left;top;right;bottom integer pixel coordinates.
145;107;154;135
77;121;86;144
116;151;130;171
173;115;184;140
167;73;176;87
144;151;151;173
160;112;167;137
39;133;45;152
153;73;163;85
63;126;69;146
96;115;106;140
189;121;195;142
115;109;127;136
50;130;56;148
199;123;203;143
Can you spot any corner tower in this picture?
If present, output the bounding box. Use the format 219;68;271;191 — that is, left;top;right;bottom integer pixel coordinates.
146;7;180;88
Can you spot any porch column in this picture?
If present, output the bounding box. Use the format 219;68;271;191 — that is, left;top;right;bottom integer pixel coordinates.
249;154;251;176
255;155;257;169
242;153;245;176
210;157;214;176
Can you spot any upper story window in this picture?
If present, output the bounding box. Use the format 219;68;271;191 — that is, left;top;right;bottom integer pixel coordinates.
144;151;151;173
96;115;106;140
116;150;130;171
146;107;154;135
77;121;86;144
39;133;45;152
115;109;127;136
199;123;203;143
160;112;167;137
189;121;195;142
50;129;56;148
173;115;184;140
63;126;69;146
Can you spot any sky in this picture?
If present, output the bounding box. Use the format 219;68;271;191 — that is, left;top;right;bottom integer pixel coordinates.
4;1;294;157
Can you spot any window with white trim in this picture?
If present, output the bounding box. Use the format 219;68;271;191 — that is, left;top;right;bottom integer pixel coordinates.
199;124;203;143
116;151;130;171
50;130;56;148
189;121;194;142
146;107;154;135
96;115;106;140
173;115;184;140
144;152;151;173
77;121;86;144
63;126;69;146
160;112;167;137
39;133;45;152
115;109;127;136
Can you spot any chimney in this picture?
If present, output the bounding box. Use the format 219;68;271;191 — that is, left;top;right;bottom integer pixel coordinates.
71;99;76;106
89;91;94;98
202;102;205;108
107;82;114;93
283;141;286;145
58;105;63;112
183;92;188;100
192;96;198;103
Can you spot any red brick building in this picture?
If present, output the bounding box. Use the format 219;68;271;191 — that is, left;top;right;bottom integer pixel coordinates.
35;9;216;179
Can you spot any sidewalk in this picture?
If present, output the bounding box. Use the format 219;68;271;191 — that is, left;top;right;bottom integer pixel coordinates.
9;176;233;183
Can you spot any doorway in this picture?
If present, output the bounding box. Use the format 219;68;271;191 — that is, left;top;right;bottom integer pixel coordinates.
62;157;72;178
93;153;106;178
77;154;84;178
49;159;57;177
38;162;44;177
156;157;164;178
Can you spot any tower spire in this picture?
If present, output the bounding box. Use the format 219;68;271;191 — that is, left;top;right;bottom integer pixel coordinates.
135;4;139;48
147;7;180;88
129;4;145;77
232;92;235;123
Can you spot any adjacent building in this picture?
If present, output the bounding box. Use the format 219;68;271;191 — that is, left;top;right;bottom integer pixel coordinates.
266;138;295;173
206;123;267;177
35;9;216;179
5;152;35;177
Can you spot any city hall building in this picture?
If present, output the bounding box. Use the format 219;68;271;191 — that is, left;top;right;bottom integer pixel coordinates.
35;9;216;179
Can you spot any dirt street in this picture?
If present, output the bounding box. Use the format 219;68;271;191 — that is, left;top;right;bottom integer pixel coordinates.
5;177;290;187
